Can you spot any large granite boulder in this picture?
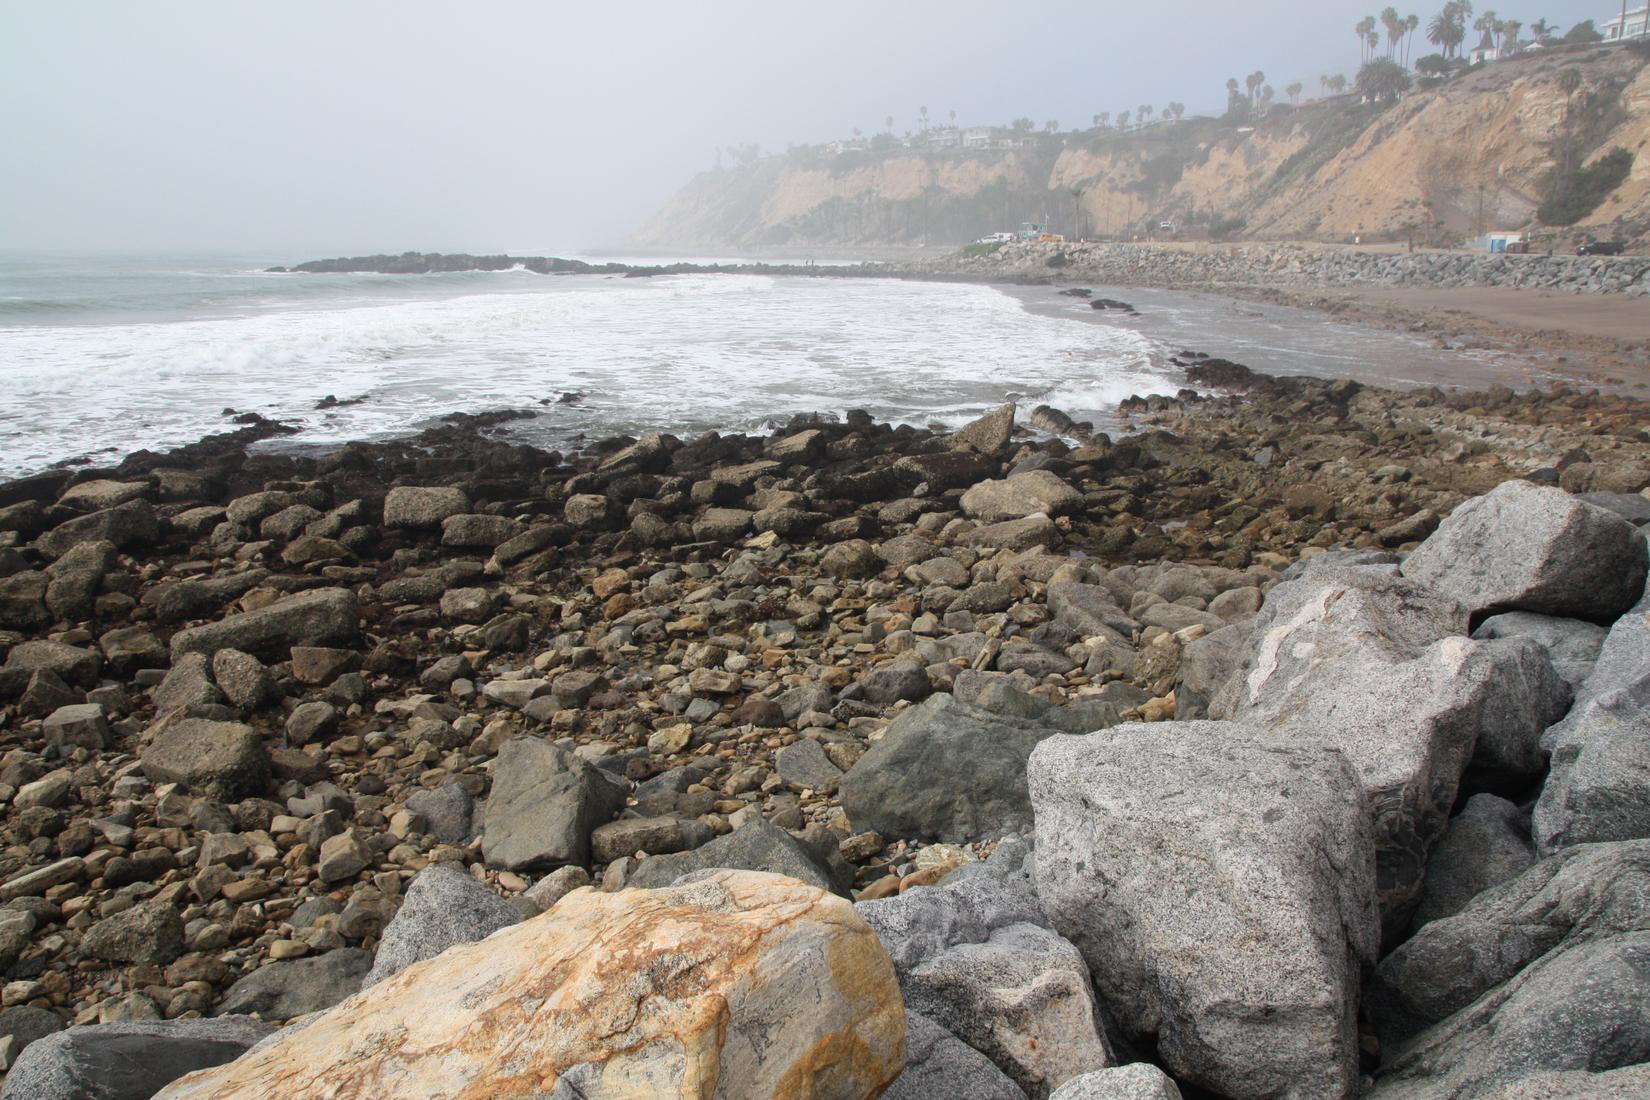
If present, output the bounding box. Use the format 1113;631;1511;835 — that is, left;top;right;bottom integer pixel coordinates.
382;486;470;529
1050;1064;1184;1099
480;738;627;871
858;849;1110;1098
841;694;1059;843
1471;612;1607;695
1399;480;1648;624
1534;563;1650;853
156;872;905;1100
168;587;359;661
884;1010;1027;1100
1029;723;1378;1100
362;863;520;989
1412;795;1537;929
1210;562;1545;929
1366;840;1650;1054
0;1017;273;1100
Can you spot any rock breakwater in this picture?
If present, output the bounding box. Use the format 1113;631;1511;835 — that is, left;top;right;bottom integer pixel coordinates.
914;240;1650;297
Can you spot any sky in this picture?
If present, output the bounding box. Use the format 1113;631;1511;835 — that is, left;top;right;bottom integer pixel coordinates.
0;0;1613;255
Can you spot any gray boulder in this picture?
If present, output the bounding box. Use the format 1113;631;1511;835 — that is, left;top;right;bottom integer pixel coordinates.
382;486;469;529
405;782;475;844
169;587;359;661
961;472;1083;521
152;652;224;715
35;500;159;559
213;948;371;1021
1468;637;1571;777
1476;1064;1650;1098
841;694;1059;843
1050;1065;1184;1100
480;738;627;871
81;901;184;967
140;719;268;802
883;1011;1028;1100
858;853;1109;1098
1210;563;1531;929
1534;566;1650;853
1472;612;1606;695
1029;723;1379;1100
1413;795;1536;929
1372;837;1650;1062
1399;480;1648;623
626;818;839;895
949;403;1017;454
362;864;520;989
0;1016;272;1100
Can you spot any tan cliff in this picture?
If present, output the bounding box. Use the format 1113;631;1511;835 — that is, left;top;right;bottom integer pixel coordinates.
633;45;1650;250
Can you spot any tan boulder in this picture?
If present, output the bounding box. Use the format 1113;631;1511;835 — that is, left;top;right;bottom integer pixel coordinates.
156;871;905;1100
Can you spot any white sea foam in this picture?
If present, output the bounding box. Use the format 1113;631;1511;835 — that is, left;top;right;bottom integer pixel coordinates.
0;272;1168;478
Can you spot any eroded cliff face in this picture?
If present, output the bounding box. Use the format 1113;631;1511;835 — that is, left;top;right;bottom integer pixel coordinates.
632;47;1650;249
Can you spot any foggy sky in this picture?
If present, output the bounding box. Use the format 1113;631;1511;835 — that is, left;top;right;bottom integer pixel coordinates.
0;0;1612;254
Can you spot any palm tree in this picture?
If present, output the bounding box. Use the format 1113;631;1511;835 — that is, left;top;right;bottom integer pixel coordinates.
1167;102;1185;121
948;109;957;127
1501;18;1521;50
1045;119;1059;133
1246;70;1266;103
1097;111;1111;128
1404;14;1421;65
1382;7;1403;56
1117;109;1131;129
919;105;929;130
1530;18;1551;42
1286;81;1304;104
1357;16;1378;61
1329;73;1348;94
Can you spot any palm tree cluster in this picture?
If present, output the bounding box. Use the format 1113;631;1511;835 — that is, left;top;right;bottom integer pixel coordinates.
1358;9;1424;64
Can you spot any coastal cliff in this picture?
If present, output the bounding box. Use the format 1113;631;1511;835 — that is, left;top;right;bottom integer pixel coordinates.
634;44;1650;250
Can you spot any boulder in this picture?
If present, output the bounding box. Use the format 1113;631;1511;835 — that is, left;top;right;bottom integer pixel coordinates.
1412;795;1536;929
82;901;185;967
362;863;520;989
1211;562;1533;928
440;512;522;548
42;703;111;752
480;738;627;870
140;720;268;801
961;472;1083;522
382;486;469;529
1366;840;1650;1057
35;500;159;559
1029;723;1378;1100
156;872;904;1100
1472;612;1606;695
153;652;223;715
4;640;102;689
1534;567;1650;853
626;818;840;895
960;514;1059;552
0;1017;273;1100
858;866;1110;1097
1050;1065;1184;1100
950;403;1017;454
883;1011;1028;1100
1399;480;1648;623
212;948;372;1022
1474;1065;1650;1098
405;783;475;845
841;694;1060;844
169;587;359;661
44;539;116;620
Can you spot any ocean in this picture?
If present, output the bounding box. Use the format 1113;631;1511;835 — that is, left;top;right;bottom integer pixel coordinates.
0;252;1539;481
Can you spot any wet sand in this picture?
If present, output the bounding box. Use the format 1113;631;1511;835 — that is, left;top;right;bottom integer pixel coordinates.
1245;284;1650;392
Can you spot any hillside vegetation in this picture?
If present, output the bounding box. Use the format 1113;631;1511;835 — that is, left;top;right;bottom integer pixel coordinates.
633;44;1650;250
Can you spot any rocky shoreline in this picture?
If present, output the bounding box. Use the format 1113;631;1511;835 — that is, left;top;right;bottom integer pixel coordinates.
1;365;1649;1097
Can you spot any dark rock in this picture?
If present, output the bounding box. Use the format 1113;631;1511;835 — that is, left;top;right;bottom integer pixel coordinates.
212;948;372;1022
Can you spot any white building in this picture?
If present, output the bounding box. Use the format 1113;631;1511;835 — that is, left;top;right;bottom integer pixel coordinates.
962;127;994;149
1604;5;1650;40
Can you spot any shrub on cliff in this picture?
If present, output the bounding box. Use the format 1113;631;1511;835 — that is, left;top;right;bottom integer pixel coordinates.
1539;148;1633;227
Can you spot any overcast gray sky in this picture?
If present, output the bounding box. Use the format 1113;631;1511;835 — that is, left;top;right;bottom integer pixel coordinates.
0;0;1611;254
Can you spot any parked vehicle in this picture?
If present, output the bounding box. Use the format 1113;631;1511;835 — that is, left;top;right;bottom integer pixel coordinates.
1577;240;1626;256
